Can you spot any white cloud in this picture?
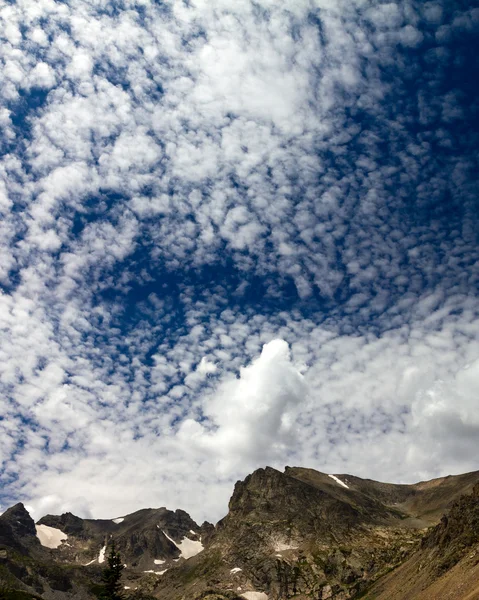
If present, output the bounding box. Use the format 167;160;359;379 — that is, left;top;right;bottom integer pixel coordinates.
409;358;479;472
179;339;306;473
28;62;56;89
196;357;217;375
0;0;477;527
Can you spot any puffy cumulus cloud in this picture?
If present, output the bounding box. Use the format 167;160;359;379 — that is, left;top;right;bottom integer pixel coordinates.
179;340;307;473
28;62;56;89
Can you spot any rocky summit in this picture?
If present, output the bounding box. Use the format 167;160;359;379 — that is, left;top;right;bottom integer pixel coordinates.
1;467;479;600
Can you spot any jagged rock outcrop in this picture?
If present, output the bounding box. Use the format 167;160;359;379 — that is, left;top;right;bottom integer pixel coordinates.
0;503;41;554
422;482;479;564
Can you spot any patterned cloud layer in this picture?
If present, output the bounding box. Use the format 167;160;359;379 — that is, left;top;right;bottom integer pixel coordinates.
0;0;478;522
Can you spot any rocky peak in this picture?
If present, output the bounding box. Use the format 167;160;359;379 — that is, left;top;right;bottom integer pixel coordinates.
37;512;85;536
223;465;388;538
227;467;284;512
0;502;38;539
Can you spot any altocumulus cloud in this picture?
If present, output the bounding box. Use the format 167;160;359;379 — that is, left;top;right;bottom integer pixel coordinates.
0;0;478;522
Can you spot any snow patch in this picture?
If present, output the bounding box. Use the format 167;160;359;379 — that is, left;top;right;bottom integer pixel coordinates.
241;593;268;600
328;474;349;489
230;567;242;574
35;524;67;549
144;569;168;575
84;559;96;566
98;545;107;564
162;530;204;559
274;541;298;551
154;559;165;565
113;517;124;524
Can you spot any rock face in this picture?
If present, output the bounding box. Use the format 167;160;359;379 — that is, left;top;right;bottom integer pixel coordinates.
0;503;40;553
367;482;479;600
0;502;97;598
1;466;479;600
422;481;479;562
37;507;207;569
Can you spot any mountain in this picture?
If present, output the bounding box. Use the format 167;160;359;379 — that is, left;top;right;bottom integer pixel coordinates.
146;466;479;600
0;466;478;600
0;503;42;554
36;506;212;594
0;502;97;599
37;507;210;568
364;481;479;599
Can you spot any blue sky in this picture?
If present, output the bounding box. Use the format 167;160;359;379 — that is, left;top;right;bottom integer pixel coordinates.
0;0;478;523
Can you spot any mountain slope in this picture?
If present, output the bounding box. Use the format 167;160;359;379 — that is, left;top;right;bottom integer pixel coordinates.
0;503;97;599
364;482;479;600
1;466;479;600
36;506;213;595
149;467;479;600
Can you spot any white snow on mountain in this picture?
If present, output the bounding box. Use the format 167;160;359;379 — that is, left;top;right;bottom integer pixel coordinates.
143;569;168;575
328;475;349;489
36;524;68;549
274;541;298;552
98;544;106;563
162;530;204;559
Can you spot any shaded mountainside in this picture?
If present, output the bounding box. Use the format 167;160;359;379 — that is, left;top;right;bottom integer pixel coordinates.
1;466;479;600
35;507;212;595
0;504;42;554
37;506;212;570
0;503;98;599
365;482;479;600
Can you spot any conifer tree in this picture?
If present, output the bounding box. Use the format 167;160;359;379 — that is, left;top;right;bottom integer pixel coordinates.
99;541;124;600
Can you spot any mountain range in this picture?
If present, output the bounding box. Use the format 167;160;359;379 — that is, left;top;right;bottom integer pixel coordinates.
1;466;478;600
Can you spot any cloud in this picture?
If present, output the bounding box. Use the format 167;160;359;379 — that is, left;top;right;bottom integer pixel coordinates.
410;358;479;472
196;357;217;375
0;0;478;524
179;339;306;474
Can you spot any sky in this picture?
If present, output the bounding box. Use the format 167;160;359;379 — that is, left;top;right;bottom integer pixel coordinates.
0;0;478;525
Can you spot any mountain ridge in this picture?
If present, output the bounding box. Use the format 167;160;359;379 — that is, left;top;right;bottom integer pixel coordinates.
1;466;478;600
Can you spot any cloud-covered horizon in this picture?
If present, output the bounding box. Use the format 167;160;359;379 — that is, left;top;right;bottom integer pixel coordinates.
0;0;478;523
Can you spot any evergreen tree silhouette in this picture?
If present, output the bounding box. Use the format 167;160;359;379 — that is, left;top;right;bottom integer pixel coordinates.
99;541;124;600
